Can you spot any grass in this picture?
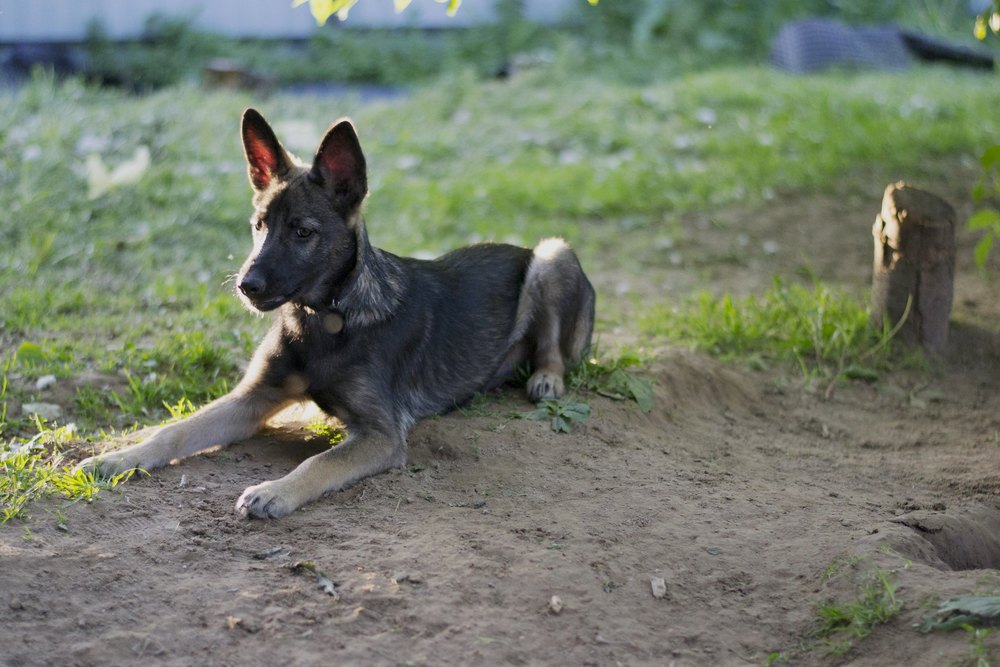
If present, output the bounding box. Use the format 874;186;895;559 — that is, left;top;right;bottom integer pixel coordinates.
0;420;140;523
642;277;915;382
1;49;998;519
814;568;903;656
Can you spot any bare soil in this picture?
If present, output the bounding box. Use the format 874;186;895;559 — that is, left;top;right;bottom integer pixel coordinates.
3;186;999;667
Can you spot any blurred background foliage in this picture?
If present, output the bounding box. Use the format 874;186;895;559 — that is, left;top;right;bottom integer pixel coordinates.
77;0;997;90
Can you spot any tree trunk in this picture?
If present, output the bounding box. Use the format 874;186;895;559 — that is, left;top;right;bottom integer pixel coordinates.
870;182;956;353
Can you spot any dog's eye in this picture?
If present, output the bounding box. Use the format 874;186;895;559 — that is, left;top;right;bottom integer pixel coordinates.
295;227;313;239
253;219;264;232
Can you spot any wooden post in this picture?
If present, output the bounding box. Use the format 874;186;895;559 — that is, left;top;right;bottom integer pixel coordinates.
870;182;956;352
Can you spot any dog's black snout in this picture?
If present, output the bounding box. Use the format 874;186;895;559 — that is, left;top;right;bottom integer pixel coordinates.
238;274;265;297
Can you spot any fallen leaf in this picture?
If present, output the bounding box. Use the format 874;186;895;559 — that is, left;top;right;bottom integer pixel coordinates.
86;146;151;199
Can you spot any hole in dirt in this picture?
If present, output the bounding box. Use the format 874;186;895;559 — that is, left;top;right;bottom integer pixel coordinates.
890;507;1000;571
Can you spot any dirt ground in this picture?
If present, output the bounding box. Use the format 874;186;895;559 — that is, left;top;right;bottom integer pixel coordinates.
2;185;999;667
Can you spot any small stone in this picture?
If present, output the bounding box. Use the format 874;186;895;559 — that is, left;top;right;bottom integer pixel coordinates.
21;402;62;421
178;474;188;488
9;598;24;611
650;577;667;599
472;498;487;509
393;572;423;585
548;595;564;614
35;375;57;391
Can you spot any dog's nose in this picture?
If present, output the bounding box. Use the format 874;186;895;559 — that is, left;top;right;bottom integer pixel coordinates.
238;274;265;297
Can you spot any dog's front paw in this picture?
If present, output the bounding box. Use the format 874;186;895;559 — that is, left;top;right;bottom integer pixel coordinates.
236;480;301;519
75;451;146;478
527;370;565;402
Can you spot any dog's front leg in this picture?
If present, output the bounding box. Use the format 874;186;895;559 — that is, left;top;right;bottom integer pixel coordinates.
236;428;406;519
76;385;292;477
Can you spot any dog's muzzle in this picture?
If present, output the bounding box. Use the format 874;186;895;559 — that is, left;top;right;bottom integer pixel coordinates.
238;274;265;299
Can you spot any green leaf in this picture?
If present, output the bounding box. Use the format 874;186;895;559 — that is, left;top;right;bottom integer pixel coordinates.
980;145;1000;170
608;368;653;412
967;209;1000;231
623;373;654;412
918;595;1000;633
562;402;591;419
552;415;569;433
436;0;462;16
519;407;550;421
842;365;879;382
974;233;994;269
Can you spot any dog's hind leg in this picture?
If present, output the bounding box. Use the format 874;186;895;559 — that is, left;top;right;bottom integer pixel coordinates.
517;238;596;402
235;427;406;519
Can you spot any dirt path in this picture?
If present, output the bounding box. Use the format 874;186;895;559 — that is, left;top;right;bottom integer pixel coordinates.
2;189;999;666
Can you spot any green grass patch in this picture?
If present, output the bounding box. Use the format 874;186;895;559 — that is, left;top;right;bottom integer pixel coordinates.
0;421;139;523
642;277;907;380
304;417;346;446
815;568;903;656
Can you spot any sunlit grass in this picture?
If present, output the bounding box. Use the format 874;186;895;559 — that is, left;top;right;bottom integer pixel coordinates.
0;421;140;523
641;277;911;380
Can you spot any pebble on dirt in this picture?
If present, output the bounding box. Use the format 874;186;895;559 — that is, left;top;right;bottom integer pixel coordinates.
549;595;564;614
21;402;62;421
650;577;667;599
35;374;57;391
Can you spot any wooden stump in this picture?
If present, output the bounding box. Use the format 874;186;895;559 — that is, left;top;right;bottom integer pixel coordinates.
870;182;956;352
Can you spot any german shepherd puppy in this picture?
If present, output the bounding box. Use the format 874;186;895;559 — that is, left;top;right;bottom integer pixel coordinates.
77;109;595;519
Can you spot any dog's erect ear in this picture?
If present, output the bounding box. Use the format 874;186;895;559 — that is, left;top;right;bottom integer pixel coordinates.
310;119;367;209
242;108;292;192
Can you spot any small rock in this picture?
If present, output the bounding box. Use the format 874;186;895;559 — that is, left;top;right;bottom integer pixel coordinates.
472;498;487;509
548;595;564;614
9;598;24;611
252;546;288;561
178;474;188;488
21;402;62;421
650;577;667;599
35;375;57;391
931;501;946;512
393;572;423;585
705;547;722;556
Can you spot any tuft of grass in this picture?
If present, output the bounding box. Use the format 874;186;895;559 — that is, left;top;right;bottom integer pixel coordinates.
0;421;139;523
965;626;994;667
969;144;1000;271
814;568;902;656
304;417;346;446
642;277;906;381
